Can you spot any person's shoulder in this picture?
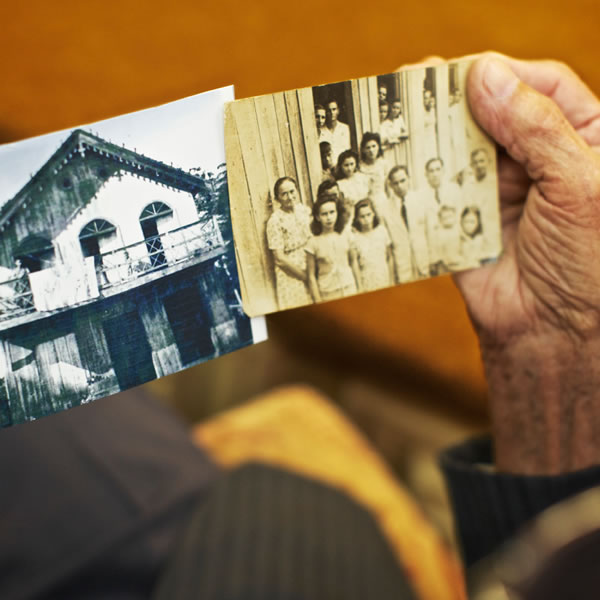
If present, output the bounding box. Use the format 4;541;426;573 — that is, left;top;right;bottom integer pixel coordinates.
319;128;333;142
444;180;462;195
358;160;372;175
304;233;318;253
355;171;371;184
302;203;314;225
405;188;422;203
338;121;351;136
408;189;435;215
266;208;282;226
375;223;391;240
337;177;350;191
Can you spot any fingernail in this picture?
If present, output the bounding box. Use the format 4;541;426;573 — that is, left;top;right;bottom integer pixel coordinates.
482;58;519;100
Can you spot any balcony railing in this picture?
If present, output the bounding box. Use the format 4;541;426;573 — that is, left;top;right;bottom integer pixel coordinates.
96;217;224;290
0;217;225;323
0;273;35;321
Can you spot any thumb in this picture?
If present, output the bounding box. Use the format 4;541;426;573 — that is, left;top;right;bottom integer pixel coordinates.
467;56;592;194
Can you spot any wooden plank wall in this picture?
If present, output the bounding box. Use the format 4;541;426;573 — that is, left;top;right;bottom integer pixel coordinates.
225;89;321;317
227;67;492;317
405;67;437;190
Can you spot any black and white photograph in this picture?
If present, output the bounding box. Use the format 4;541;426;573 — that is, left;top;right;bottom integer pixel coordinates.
0;88;267;427
225;60;501;317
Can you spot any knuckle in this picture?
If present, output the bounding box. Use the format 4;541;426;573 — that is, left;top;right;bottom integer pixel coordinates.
519;90;565;137
543;59;575;79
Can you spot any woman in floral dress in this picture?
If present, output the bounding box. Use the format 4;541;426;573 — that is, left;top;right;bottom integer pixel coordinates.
266;177;312;310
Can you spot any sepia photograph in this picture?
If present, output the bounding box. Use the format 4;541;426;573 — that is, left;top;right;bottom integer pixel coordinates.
0;88;267;427
225;60;501;317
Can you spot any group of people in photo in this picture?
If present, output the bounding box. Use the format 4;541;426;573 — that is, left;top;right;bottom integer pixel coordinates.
265;89;499;312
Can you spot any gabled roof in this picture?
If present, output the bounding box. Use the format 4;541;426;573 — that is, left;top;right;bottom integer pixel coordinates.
0;128;211;227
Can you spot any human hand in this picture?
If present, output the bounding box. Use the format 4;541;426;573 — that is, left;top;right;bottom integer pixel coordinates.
453;54;600;474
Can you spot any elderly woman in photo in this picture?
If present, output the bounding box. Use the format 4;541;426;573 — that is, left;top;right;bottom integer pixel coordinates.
266;177;312;310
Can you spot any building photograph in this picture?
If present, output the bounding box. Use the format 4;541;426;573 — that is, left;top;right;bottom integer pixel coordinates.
0;89;265;426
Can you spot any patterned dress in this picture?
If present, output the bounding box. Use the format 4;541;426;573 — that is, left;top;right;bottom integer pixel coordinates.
266;204;312;310
352;226;392;292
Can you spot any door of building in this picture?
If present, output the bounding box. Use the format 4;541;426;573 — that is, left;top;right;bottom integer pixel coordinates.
163;286;215;366
102;311;156;390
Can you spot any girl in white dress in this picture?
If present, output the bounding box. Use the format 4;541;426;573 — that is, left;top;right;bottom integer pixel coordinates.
351;198;394;292
459;206;485;269
305;195;359;303
359;132;389;205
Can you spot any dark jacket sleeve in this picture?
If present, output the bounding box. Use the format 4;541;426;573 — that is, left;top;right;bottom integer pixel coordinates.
439;436;600;567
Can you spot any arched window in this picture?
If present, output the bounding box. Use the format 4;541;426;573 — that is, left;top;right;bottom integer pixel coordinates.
15;235;55;273
79;219;117;261
139;202;172;268
139;202;173;222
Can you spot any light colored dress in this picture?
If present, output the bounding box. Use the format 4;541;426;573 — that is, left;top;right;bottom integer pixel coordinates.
337;173;371;208
461;178;502;260
266;203;312;310
352;226;392;291
459;232;485;270
305;230;357;301
430;223;462;273
359;157;389;205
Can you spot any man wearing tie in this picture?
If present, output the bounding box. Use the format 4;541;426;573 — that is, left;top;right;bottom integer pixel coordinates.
376;166;430;284
424;157;462;210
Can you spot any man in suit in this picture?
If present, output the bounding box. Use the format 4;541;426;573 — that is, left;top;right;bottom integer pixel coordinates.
424;157;462;210
377;165;431;283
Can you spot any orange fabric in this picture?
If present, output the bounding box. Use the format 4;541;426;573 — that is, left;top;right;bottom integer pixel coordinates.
194;386;466;600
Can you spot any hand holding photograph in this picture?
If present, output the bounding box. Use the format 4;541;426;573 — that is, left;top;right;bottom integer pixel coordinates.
225;60;501;317
0;88;266;427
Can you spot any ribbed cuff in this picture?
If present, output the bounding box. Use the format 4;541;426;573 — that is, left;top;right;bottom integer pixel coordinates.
439;436;600;567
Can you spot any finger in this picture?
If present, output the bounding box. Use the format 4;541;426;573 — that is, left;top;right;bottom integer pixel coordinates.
497;152;528;206
488;53;600;146
467;56;595;197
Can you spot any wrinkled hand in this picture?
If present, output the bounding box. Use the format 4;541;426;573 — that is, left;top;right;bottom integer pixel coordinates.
454;54;600;346
454;54;600;474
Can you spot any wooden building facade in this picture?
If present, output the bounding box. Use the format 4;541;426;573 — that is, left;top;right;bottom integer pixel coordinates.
0;129;252;426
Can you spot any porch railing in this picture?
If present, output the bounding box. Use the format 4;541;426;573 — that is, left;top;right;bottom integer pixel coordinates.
95;217;224;290
0;217;225;322
0;273;35;321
